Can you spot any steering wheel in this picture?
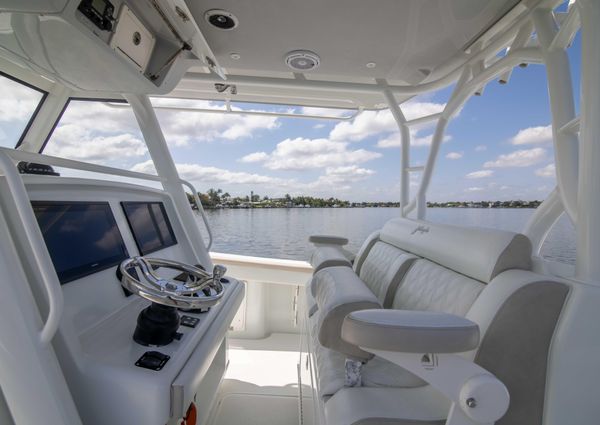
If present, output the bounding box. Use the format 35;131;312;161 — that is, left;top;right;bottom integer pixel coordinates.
119;256;226;309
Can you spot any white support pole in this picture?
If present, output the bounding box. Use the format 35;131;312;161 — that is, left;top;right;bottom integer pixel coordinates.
575;0;600;283
415;67;472;219
381;85;410;215
125;94;212;269
533;9;579;224
523;187;564;257
404;45;540;218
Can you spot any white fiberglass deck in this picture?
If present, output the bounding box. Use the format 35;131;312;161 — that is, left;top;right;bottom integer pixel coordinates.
208;333;312;425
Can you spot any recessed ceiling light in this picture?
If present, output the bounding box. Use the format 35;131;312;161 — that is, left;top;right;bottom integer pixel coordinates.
230;53;241;60
285;50;320;71
366;62;376;68
205;9;239;30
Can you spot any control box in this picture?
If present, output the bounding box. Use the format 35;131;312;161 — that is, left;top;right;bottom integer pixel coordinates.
109;5;155;72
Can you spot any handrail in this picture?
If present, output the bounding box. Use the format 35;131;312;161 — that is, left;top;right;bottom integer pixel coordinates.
102;101;363;121
1;148;215;253
4;148;164;183
180;179;213;250
0;150;63;345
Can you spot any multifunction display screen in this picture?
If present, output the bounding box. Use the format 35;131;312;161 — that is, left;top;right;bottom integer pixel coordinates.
121;202;177;255
32;202;128;284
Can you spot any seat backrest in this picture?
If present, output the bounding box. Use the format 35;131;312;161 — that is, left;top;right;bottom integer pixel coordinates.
356;241;416;307
381;218;532;315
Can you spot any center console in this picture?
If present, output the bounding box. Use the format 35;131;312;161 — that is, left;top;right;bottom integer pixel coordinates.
24;176;245;425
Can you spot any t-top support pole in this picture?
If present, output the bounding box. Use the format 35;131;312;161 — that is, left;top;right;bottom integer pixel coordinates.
575;0;600;283
125;94;212;269
381;84;410;216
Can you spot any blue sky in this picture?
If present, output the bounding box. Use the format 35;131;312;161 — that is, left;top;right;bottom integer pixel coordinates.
0;33;581;203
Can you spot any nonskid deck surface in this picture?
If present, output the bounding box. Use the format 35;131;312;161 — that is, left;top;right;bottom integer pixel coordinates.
208;333;313;425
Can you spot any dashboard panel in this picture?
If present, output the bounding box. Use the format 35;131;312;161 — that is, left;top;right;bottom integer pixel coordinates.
21;175;244;425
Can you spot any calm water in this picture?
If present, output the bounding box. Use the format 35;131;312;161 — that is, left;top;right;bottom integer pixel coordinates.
201;208;576;265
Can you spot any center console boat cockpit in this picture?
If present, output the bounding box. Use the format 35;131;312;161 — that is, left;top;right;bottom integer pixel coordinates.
23;173;244;424
1;0;600;425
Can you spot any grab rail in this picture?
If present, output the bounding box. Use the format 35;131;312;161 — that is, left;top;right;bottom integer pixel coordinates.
0;148;215;250
0;150;63;345
181;179;213;250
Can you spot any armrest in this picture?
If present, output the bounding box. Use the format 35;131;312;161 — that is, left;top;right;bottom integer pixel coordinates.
309;234;349;246
310;246;352;274
342;310;509;425
342;309;479;354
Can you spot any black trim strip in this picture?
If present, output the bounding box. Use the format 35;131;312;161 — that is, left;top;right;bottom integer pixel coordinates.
38;98;70;153
0;71;50;149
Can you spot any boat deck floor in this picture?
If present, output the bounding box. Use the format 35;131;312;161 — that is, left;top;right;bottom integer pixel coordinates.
208;333;313;425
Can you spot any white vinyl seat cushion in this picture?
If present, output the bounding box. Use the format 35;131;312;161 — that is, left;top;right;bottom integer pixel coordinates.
314;266;382;359
325;386;450;425
309;313;425;397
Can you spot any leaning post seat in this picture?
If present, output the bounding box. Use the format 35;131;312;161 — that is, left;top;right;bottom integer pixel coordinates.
303;217;570;424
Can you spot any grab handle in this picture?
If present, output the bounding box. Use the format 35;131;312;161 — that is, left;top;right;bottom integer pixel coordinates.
180;179;213;250
0;151;63;345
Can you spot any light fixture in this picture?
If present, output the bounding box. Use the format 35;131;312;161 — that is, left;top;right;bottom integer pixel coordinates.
230;53;241;60
366;62;376;68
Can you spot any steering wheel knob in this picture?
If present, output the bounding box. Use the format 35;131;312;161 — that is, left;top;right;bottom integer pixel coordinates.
119;256;226;309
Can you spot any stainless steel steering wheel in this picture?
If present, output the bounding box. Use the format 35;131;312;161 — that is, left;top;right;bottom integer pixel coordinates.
119;257;226;309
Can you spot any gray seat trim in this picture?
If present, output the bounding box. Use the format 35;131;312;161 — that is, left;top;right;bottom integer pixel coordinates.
474;281;570;425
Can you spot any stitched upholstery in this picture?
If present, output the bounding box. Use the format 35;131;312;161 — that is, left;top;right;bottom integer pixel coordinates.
359;242;407;302
392;259;484;316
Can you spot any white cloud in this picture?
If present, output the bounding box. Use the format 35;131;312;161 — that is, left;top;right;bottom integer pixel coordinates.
376;133;451;148
535;163;555;178
300;107;354;118
475;145;487;152
466;187;484;192
446;151;463;160
244;137;381;171
131;160;375;194
483;148;547;168
309;166;375;190
510;125;552;145
0;78;44;122
45;123;147;162
155;102;279;146
500;185;509;190
239;152;269;163
329;101;445;142
132;160;290;186
466;170;494;179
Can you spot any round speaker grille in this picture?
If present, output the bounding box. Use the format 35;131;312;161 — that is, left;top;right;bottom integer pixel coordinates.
204;9;238;30
285;50;320;71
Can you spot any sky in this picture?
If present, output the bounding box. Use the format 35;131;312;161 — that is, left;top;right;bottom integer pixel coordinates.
0;33;581;203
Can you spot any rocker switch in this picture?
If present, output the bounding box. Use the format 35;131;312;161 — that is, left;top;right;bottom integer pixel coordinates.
180;315;200;328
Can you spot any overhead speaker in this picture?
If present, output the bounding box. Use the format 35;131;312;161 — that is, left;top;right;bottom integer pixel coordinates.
285;50;320;71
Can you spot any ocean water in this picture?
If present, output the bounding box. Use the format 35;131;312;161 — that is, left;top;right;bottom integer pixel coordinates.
200;208;576;265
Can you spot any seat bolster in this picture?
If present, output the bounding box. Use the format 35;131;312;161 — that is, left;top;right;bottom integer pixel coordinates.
311;246;353;274
315;267;382;360
352;231;380;275
381;254;417;308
